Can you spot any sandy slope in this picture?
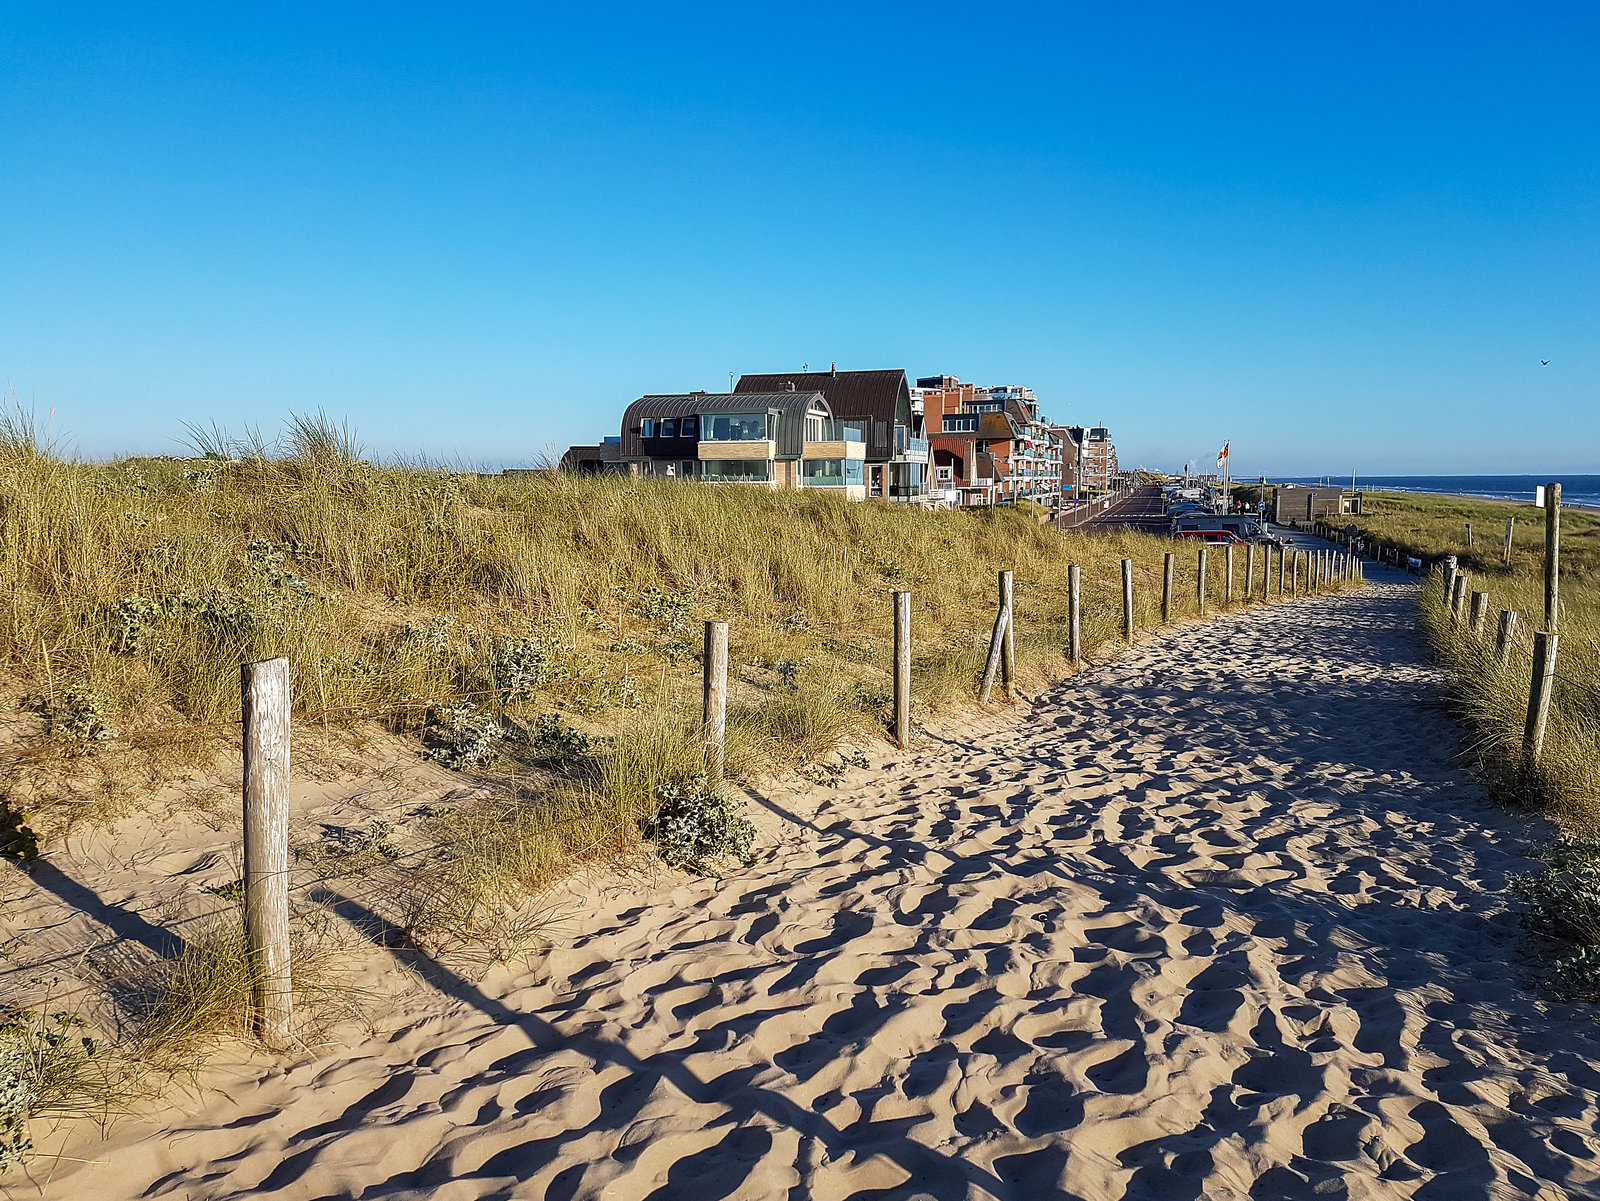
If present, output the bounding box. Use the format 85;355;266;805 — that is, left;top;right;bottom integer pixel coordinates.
31;571;1600;1200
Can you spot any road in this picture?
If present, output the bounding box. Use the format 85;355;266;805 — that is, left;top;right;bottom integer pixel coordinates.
1080;482;1170;534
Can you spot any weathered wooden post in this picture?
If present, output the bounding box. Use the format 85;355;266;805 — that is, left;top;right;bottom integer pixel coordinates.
1291;552;1299;596
1067;564;1082;665
1225;545;1235;604
1245;543;1256;600
999;570;1016;699
1161;552;1174;623
703;621;729;778
1469;591;1489;639
1121;558;1134;643
979;594;1009;704
242;656;293;1046
893;591;911;748
1544;482;1561;633
1522;631;1559;768
1496;609;1517;663
1466;521;1473;548
1503;517;1514;565
1197;546;1208;615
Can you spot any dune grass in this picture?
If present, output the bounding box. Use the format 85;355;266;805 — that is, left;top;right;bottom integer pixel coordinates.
0;412;1359;1016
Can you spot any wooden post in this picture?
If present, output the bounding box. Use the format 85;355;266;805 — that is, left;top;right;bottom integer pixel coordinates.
1197;546;1208;615
1225;545;1235;604
999;570;1016;698
242;657;293;1046
1121;558;1134;643
893;591;911;748
1544;482;1561;633
1522;632;1559;768
1245;543;1255;600
1496;609;1517;663
702;621;729;779
1469;591;1488;639
1466;521;1473;548
1503;517;1514;565
1291;552;1299;596
979;604;1009;704
1161;552;1174;623
1067;564;1082;665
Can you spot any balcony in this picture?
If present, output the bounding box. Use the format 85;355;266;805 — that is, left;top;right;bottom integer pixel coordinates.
893;427;930;462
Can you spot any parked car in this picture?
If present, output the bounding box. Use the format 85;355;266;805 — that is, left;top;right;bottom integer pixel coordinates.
1174;529;1249;545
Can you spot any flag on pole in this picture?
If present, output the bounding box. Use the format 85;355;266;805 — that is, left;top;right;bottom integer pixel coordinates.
1216;441;1229;470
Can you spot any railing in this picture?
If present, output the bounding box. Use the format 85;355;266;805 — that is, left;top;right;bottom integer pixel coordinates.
893;428;930;459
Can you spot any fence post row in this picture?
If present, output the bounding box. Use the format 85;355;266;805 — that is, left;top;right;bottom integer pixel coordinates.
1197;546;1208;616
703;621;729;780
1161;552;1175;624
1121;558;1135;643
893;591;911;749
1496;609;1517;662
242;657;293;1047
1523;631;1559;767
1068;564;1082;666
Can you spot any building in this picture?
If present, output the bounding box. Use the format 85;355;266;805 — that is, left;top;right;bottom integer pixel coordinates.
573;389;869;498
735;368;929;502
1060;426;1117;495
1047;424;1085;498
917;376;1064;506
559;436;625;474
1272;484;1361;524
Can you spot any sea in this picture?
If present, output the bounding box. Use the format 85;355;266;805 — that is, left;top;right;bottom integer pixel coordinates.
1277;475;1600;511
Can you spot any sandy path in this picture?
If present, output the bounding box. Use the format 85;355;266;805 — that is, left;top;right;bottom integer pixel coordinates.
39;573;1600;1200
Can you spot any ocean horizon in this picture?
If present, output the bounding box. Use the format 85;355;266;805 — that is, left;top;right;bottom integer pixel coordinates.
1275;474;1600;510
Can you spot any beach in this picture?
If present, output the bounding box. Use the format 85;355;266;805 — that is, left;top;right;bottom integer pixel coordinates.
28;566;1600;1200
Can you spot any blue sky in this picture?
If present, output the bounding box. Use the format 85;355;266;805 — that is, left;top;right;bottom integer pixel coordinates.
3;3;1596;476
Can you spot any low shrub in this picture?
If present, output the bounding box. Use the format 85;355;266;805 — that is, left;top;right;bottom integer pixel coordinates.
646;775;755;873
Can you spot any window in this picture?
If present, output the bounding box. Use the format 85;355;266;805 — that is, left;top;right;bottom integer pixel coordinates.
806;414;825;442
803;458;845;486
802;458;864;486
700;458;771;482
681;461;696;478
641;419;656;438
661;418;675;438
942;415;978;433
976;440;990;453
681;416;698;439
704;413;769;441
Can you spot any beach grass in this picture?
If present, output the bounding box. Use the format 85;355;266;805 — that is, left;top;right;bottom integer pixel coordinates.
0;411;1359;966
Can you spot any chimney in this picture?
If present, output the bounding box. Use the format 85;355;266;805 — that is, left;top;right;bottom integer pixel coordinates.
830;362;836;377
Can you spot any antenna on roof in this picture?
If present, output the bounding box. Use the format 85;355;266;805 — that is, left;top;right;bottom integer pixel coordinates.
831;361;836;376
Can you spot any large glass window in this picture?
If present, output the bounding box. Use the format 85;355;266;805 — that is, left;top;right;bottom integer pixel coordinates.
701;459;771;482
943;415;979;433
704;413;769;441
803;459;865;487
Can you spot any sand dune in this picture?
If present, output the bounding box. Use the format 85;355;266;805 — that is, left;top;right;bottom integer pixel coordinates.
36;568;1600;1200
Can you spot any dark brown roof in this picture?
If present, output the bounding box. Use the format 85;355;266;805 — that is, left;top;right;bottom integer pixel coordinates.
735;369;911;457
